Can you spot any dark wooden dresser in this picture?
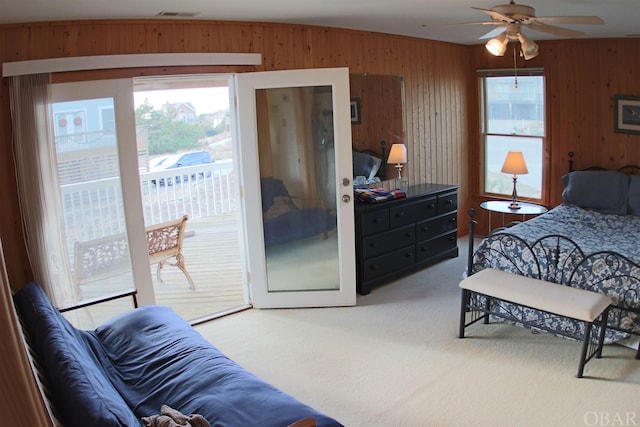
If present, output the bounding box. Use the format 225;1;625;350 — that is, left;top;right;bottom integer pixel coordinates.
354;183;458;295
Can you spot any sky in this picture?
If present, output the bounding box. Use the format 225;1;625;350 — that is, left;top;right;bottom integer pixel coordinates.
133;87;230;115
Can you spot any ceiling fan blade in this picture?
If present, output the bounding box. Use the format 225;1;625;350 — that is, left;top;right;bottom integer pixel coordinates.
533;16;604;25
479;26;507;39
421;20;502;28
472;6;515;23
528;22;585;38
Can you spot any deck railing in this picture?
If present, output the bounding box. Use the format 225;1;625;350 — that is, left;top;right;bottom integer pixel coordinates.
60;160;237;245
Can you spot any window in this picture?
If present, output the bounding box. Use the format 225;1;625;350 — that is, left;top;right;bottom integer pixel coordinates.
479;69;545;200
101;106;115;131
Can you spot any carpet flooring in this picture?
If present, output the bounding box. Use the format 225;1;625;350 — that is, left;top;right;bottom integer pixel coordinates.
195;236;640;427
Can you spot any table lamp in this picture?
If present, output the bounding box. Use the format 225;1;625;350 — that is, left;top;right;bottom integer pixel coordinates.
388;143;407;191
501;151;528;209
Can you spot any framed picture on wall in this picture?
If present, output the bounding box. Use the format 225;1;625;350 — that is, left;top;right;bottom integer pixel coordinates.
614;95;640;135
350;98;361;124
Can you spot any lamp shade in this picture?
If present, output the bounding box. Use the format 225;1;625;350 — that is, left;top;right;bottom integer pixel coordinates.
517;33;539;60
388;143;407;164
501;151;529;175
485;33;509;57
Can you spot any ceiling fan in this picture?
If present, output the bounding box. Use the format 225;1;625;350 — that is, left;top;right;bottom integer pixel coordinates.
461;1;604;59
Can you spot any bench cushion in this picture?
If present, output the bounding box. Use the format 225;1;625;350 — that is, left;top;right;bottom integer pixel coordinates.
460;269;612;322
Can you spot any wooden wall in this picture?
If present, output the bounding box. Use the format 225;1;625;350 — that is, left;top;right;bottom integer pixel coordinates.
467;38;640;232
0;20;469;288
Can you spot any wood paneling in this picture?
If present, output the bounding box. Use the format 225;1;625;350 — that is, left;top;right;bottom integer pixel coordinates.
1;20;639;284
0;20;469;287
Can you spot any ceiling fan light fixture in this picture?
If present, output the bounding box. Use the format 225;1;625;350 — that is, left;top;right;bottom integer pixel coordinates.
486;33;509;56
517;33;539;60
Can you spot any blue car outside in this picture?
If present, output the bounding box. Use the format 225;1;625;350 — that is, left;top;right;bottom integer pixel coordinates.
151;151;213;185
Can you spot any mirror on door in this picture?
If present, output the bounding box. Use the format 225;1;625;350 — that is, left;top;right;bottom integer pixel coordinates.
256;86;340;292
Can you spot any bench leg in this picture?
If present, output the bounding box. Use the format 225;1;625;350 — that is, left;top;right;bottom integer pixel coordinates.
156;256;196;291
483;296;491;324
577;321;593;378
596;307;609;359
458;289;469;338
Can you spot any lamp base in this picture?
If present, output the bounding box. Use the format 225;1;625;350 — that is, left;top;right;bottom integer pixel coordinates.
509;175;520;210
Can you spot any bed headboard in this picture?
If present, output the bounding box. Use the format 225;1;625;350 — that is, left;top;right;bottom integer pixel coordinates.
568;151;640;174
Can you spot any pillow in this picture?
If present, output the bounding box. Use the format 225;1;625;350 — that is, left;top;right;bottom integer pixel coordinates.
561;170;629;215
352;151;381;181
264;196;291;219
628;175;640;216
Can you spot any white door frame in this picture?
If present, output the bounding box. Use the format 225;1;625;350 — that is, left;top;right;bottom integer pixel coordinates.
235;67;356;308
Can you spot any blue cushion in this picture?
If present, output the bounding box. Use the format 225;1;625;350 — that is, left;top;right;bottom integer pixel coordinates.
260;178;290;212
95;306;343;427
561;170;629;215
263;207;336;246
628;175;640;216
13;282;141;427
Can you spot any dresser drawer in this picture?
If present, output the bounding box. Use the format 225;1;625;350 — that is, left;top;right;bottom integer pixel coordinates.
360;209;390;236
362;224;415;259
415;231;457;262
389;197;437;228
363;246;416;280
437;191;458;214
416;212;457;242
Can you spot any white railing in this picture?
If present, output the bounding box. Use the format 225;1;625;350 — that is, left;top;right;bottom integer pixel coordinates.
60;160;237;245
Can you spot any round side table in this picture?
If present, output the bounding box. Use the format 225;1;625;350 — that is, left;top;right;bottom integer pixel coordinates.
480;200;548;234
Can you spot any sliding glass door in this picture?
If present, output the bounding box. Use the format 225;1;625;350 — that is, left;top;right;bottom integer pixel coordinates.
51;79;154;325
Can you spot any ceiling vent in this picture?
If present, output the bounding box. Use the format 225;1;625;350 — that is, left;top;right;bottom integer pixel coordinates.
156;11;200;17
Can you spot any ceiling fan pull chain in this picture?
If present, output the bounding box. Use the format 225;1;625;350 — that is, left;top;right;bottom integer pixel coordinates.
513;45;518;88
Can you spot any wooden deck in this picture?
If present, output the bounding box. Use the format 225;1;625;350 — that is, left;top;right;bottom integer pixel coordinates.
153;214;247;320
66;214;247;329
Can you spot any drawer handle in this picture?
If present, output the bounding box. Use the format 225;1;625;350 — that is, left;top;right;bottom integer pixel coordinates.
369;265;377;271
405;253;412;258
450;217;457;222
428;204;435;209
396;212;404;217
405;231;413;237
421;226;429;232
373;218;380;224
445;199;453;205
449;236;457;241
369;242;376;248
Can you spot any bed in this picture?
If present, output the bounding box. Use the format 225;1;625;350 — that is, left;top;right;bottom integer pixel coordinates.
467;155;640;357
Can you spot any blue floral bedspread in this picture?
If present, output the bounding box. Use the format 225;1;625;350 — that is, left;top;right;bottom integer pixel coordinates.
472;204;640;341
487;204;640;262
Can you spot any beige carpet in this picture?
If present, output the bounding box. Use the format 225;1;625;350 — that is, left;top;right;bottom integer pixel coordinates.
195;236;640;427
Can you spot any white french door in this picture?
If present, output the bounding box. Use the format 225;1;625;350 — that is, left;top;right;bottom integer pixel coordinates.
235;67;356;308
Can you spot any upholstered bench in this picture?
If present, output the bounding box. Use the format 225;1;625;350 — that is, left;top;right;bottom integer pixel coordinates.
458;268;613;378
